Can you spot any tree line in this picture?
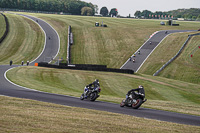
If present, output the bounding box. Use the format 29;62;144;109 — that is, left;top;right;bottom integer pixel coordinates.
0;0;96;15
100;7;118;17
134;8;200;21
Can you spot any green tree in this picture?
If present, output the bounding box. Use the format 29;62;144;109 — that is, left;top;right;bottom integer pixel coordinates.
141;10;152;18
109;8;118;17
192;16;197;21
100;6;108;16
196;15;200;21
134;10;141;18
81;7;93;16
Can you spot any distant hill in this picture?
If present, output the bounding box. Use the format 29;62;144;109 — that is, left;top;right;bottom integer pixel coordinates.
0;0;95;15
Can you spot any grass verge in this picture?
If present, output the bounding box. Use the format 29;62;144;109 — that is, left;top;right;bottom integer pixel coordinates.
6;66;200;116
0;13;6;39
0;13;44;65
1;96;200;133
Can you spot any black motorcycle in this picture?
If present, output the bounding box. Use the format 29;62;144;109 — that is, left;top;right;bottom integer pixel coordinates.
80;86;101;101
120;92;147;109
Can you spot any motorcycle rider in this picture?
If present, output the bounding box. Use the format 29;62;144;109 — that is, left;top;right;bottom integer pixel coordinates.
84;79;100;98
126;85;145;100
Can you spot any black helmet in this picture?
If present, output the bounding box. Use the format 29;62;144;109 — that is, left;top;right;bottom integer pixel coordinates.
95;79;99;82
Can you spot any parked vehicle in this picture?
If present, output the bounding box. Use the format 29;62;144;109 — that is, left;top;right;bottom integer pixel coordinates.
80;86;101;101
120;91;146;109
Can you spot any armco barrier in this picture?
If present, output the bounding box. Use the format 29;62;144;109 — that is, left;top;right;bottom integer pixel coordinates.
67;25;73;64
153;32;200;76
38;62;134;74
0;13;9;44
66;26;71;64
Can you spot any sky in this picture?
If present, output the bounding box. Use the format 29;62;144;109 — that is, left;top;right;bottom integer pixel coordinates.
81;0;200;16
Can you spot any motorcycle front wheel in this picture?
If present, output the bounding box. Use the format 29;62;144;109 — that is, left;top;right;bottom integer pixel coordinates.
120;101;125;107
80;93;84;100
132;99;143;109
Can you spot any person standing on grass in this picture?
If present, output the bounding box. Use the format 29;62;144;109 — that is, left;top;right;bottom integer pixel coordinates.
27;61;29;66
10;60;13;66
21;61;24;66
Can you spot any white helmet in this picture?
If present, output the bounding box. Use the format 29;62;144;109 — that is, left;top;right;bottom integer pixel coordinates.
139;85;143;88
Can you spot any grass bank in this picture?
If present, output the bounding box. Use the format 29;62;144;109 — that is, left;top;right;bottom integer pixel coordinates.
0;13;6;39
0;13;44;65
139;32;200;84
7;66;200;116
1;96;200;133
22;13;200;68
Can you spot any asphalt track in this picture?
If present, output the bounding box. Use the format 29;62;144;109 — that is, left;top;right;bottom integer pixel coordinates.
0;15;200;127
121;30;194;72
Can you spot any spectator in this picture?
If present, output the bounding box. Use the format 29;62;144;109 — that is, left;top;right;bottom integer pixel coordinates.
21;61;24;66
129;57;132;61
27;61;29;66
10;60;13;66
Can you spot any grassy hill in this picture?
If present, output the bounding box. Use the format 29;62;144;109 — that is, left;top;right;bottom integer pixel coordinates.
0;13;6;39
26;13;200;68
139;32;200;84
0;13;44;65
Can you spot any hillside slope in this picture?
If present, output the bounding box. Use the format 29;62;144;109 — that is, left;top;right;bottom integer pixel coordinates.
29;13;200;68
139;32;200;84
0;13;44;65
0;13;6;39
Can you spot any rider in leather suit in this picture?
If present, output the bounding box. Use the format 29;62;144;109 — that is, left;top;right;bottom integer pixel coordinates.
84;79;100;98
126;85;145;99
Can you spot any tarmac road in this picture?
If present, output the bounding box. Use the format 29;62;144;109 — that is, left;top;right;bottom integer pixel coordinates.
121;30;195;72
0;15;200;127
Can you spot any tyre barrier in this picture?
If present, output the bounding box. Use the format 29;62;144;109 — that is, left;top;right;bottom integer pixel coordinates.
0;13;9;44
38;62;134;74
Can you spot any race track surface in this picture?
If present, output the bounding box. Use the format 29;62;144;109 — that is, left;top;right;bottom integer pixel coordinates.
0;15;200;126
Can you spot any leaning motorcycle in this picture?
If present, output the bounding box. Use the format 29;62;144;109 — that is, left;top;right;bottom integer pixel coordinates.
80;86;101;101
120;92;147;109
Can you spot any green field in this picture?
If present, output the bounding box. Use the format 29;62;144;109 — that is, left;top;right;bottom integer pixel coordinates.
139;32;200;84
1;96;200;133
0;13;44;65
0;13;6;39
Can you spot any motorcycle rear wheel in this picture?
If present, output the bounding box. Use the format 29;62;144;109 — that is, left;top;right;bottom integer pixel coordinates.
90;92;97;101
132;99;143;109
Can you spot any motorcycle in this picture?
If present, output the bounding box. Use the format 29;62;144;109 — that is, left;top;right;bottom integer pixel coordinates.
80;86;101;101
120;92;147;109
